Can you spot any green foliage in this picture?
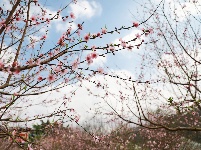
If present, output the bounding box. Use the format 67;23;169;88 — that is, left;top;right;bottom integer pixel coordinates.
168;97;173;104
29;120;51;142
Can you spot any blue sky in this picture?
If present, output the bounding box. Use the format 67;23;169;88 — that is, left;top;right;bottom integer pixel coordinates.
35;0;201;125
33;0;146;87
23;0;147;126
0;0;144;126
1;0;201;127
0;0;167;126
41;0;143;71
38;0;143;123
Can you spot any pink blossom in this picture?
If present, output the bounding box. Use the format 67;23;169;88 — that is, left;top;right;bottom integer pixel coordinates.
33;0;38;5
48;52;53;57
119;38;123;42
39;53;44;57
5;26;11;32
54;48;60;54
16;17;21;21
87;59;93;64
77;24;82;30
84;34;90;42
121;41;127;48
54;66;61;73
14;93;19;96
133;22;139;27
14;69;20;75
70;108;75;112
0;60;4;68
91;45;96;51
109;45;115;51
135;33;141;39
0;20;5;27
97;32;101;37
77;30;80;36
37;76;43;81
86;54;91;61
65;78;69;83
47;74;55;82
70;12;75;19
6;66;12;74
12;130;16;136
72;59;79;70
149;28;153;34
67;27;72;35
86;54;93;64
26;59;33;65
35;59;41;65
91;52;98;59
57;38;65;46
74;115;80;122
30;16;36;21
46;18;50;24
102;28;107;34
158;32;163;36
97;67;104;74
40;35;47;40
42;9;47;16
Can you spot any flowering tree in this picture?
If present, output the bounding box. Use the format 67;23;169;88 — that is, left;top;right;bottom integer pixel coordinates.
98;0;201;139
135;109;201;149
0;0;158;148
2;0;201;149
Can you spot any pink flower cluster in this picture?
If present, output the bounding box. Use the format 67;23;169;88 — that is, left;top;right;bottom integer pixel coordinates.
86;52;98;64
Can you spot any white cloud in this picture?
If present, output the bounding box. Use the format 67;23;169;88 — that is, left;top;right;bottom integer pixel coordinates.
5;66;179;128
69;0;102;19
66;69;137;121
154;0;201;22
112;29;144;58
55;21;77;33
91;56;107;67
114;29;143;46
0;44;15;66
83;51;107;68
172;1;201;22
7;69;137;125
